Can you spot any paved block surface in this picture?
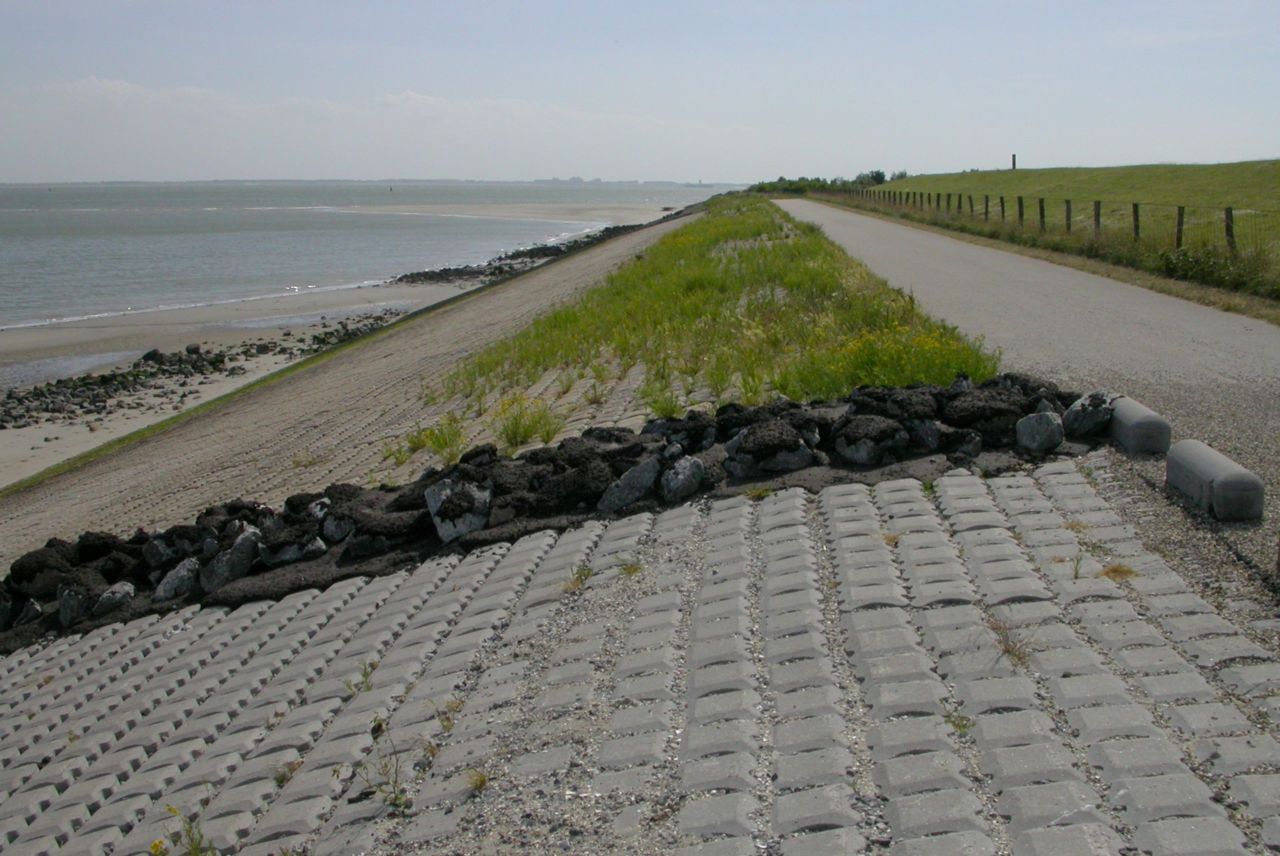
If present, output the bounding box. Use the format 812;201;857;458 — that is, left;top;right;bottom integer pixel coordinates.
4;459;1280;853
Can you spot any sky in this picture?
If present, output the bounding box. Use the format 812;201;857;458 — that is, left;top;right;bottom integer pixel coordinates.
1;0;1277;184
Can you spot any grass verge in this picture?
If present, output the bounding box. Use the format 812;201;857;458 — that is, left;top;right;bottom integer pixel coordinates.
805;197;1280;327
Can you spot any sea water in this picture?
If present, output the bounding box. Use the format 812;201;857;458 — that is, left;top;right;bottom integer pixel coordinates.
0;180;732;329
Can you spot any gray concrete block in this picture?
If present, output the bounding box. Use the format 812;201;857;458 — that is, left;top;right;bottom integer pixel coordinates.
1113;773;1223;823
1110;395;1171;455
1167;439;1265;521
773;783;861;835
1132;817;1248;856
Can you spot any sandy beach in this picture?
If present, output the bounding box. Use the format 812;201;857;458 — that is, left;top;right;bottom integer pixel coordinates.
0;280;478;488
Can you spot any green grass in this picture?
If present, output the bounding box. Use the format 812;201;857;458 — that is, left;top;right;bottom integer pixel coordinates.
855;161;1280;298
429;196;998;415
488;392;565;454
880;160;1280;209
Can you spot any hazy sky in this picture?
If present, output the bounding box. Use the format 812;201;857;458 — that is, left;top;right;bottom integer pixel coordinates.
2;0;1277;183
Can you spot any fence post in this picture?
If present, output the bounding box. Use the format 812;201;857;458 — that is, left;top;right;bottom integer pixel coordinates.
1225;207;1237;254
1132;203;1140;242
1093;201;1101;236
1017;196;1025;228
1000;196;1006;221
946;193;952;213
968;195;974;215
1038;198;1046;232
1065;199;1072;234
984;194;989;221
1175;206;1185;249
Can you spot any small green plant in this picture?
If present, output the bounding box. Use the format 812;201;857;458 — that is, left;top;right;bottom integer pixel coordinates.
343;661;377;698
1072;553;1085;580
151;806;217;856
584;381;607;406
291;451;325;469
273;759;304;788
921;480;935;498
989;618;1031;668
1099;563;1138;582
563;564;595;593
489;393;564;453
944;712;974;736
743;486;774;501
466;768;490;795
380;441;412;468
345;716;412;814
618;562;644;577
415;412;467;465
556;368;577;397
432;698;462;734
1064;519;1088;534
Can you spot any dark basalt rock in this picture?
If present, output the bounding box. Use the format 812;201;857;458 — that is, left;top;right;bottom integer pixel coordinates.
5;371;1103;645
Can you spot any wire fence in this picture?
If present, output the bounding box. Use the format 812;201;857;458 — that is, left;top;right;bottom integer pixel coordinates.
821;188;1280;297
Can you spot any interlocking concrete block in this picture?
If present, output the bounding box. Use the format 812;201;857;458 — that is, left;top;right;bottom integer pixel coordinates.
1182;635;1274;668
775;746;854;791
775;685;842;720
1167;439;1264;521
773;783;861;835
1167;703;1253;737
1046;673;1133;709
874;750;967;797
1113;773;1223;823
955;676;1039;714
598;731;668;770
1068;704;1159;743
1010;823;1127;856
868;716;956;760
677;792;757;838
683;720;759;760
681;752;756;793
998;780;1106;832
1228;774;1280;819
1088;736;1187;781
773;714;846;755
884;788;986;837
1192;735;1280;776
890;830;996;856
865;679;949;718
780;828;867;856
1218;663;1280;697
973;710;1058;749
1132;816;1248;856
1138;672;1217;703
984;742;1082;788
1109;396;1171;456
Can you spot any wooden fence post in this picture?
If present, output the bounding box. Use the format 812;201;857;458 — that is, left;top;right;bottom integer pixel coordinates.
1017;196;1025;228
984;195;989;221
1038;198;1046;232
1175;206;1185;250
1000;196;1006;221
1065;200;1072;234
946;193;952;213
968;195;974;215
1225;207;1237;254
1093;200;1102;236
1132;203;1140;242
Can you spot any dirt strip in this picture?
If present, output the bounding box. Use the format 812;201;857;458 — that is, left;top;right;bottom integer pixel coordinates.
0;215;694;571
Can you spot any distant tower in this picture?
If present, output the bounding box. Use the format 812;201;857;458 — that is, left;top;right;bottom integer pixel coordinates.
1012;154;1017;170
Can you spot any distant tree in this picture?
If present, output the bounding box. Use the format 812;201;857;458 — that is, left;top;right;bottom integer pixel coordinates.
890;170;909;181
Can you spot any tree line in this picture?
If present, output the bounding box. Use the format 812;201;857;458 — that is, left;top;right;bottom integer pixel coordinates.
748;170;908;194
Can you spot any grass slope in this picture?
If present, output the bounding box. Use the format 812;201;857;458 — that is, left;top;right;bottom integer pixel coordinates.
881;160;1280;210
430;196;998;419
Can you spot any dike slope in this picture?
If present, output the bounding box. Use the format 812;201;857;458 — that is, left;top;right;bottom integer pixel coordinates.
0;215;694;573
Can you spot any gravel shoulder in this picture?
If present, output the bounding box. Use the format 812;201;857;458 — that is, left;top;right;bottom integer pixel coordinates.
777;198;1280;575
0;215;693;571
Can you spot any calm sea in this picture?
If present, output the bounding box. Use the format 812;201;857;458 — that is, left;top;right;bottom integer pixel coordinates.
0;180;732;329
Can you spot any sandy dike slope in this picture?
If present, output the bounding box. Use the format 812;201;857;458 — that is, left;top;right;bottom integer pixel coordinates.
0;215;693;571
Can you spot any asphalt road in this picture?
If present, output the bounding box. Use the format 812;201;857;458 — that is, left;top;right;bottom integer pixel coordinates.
777;198;1280;571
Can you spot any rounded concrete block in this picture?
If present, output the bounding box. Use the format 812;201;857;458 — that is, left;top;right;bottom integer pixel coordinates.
1109;396;1171;456
1167;439;1265;521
